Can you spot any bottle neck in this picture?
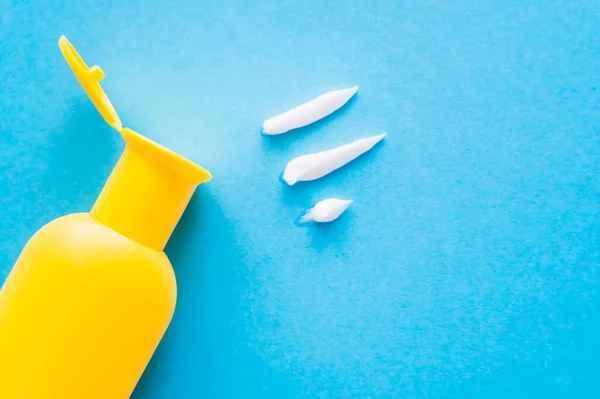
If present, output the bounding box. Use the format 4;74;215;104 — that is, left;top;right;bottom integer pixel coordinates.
91;128;212;251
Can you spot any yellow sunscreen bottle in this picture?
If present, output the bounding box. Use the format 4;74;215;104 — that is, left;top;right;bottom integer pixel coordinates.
0;36;212;398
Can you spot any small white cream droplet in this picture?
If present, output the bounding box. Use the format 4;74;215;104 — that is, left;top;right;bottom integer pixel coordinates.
300;199;353;223
263;86;359;135
283;133;386;185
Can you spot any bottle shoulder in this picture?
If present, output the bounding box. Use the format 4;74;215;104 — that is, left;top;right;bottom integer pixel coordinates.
36;213;165;254
21;213;177;305
28;213;173;273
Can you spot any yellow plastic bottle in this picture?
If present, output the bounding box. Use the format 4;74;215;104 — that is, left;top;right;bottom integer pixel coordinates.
0;36;212;398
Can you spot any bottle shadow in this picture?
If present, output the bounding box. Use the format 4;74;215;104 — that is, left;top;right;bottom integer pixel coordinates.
132;187;285;398
41;102;291;396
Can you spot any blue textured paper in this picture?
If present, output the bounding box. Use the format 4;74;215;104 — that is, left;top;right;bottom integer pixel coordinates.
1;1;600;397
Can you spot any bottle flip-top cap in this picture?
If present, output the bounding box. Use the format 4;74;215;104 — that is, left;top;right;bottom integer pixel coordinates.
59;36;122;130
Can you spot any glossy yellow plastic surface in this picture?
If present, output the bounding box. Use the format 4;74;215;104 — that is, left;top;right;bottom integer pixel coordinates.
0;213;176;398
0;36;212;398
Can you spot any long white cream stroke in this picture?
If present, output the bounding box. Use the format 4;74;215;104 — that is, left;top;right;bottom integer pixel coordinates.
283;133;386;185
263;86;359;135
299;199;353;223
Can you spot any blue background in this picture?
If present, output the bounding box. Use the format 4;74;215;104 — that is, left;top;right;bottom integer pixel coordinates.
1;0;600;397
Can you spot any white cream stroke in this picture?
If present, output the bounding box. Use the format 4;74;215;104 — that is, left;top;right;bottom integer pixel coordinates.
299;199;353;223
283;133;386;185
263;86;359;135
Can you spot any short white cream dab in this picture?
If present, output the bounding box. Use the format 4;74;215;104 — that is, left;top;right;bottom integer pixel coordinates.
283;133;386;185
300;199;353;223
263;86;359;135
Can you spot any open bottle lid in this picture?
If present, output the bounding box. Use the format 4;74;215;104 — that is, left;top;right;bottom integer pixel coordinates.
59;35;122;130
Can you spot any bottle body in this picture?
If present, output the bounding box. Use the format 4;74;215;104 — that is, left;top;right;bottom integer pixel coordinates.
0;213;177;398
0;37;213;396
